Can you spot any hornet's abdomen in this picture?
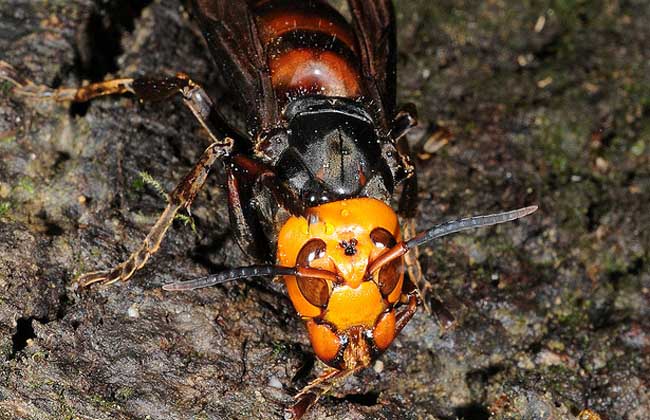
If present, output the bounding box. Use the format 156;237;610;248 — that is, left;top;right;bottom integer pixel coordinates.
255;0;362;103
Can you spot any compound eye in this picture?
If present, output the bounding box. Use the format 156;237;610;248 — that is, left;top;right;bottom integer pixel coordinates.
296;239;330;308
378;258;401;297
297;238;327;266
370;227;397;249
370;228;401;297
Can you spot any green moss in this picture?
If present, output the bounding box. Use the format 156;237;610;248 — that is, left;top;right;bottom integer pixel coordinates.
89;247;102;258
0;201;10;218
131;176;145;192
174;213;197;234
630;139;646;157
602;253;629;276
28;379;45;390
520;363;584;411
0;80;12;96
554;291;592;332
31;350;47;362
55;392;77;420
90;394;118;410
16;177;35;195
115;386;135;401
132;171;197;233
137;171;168;200
535;114;590;178
90;394;106;404
271;341;289;358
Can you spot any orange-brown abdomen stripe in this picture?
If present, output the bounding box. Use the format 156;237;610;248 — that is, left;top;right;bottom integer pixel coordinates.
255;0;363;102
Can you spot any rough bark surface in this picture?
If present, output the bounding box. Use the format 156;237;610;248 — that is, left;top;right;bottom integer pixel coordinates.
1;1;648;419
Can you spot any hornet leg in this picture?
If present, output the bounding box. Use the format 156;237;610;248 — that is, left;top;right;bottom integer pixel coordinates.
78;138;233;287
402;218;456;332
1;61;241;144
395;289;420;335
393;103;456;332
1;62;241;287
290;367;360;420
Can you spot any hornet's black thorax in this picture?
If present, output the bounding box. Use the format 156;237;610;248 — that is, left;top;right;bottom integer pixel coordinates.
274;97;395;207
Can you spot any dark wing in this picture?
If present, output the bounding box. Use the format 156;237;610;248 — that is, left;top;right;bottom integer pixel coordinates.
191;0;278;130
347;0;397;129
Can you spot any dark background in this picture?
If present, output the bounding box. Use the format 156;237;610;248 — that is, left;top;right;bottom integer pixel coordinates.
1;0;648;419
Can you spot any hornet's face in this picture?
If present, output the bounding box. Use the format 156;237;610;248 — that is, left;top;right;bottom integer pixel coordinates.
167;195;535;369
276;198;404;369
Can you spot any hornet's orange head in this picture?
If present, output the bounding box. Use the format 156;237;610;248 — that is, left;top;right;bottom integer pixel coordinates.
164;197;537;370
276;197;404;369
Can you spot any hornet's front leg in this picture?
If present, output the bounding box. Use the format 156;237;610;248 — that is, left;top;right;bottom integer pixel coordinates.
392;104;456;331
288;289;420;419
289;367;360;420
